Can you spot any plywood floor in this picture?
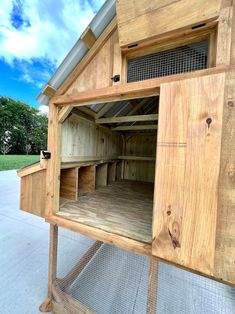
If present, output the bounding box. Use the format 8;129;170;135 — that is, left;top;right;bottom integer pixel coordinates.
58;180;153;243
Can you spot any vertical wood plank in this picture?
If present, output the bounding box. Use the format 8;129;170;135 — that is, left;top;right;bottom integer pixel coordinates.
60;168;78;200
153;73;225;276
214;70;235;284
108;162;117;183
230;0;235;64
78;166;96;194
46;102;61;216
216;0;233;66
96;163;108;187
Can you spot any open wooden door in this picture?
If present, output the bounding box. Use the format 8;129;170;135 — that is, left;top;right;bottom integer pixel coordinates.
152;73;227;280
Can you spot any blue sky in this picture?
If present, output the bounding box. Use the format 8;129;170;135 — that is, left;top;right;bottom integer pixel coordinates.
0;0;105;113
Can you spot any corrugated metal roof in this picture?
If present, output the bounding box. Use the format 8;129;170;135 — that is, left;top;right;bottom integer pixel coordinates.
37;0;116;106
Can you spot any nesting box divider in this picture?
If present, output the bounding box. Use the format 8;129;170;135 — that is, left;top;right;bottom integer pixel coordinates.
60;168;79;201
77;165;96;196
108;162;117;184
95;163;108;187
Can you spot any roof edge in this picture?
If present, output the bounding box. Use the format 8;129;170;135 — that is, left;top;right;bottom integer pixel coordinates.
37;0;116;106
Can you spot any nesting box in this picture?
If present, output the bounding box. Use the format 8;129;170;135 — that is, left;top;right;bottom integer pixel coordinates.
18;0;235;294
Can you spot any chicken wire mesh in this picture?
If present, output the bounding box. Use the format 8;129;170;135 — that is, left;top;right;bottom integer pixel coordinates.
54;227;235;314
127;40;208;83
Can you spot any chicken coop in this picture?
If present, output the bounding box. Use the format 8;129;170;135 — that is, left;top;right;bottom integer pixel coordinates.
17;0;235;313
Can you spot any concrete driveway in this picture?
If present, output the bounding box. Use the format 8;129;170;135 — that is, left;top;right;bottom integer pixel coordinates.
0;170;51;314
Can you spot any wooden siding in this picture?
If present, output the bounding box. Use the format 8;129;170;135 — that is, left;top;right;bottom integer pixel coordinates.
61;113;123;161
66;29;122;94
124;134;157;182
20;169;46;217
116;0;222;47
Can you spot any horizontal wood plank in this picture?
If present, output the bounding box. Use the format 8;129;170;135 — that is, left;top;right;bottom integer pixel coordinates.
46;214;152;257
112;125;157;131
52;66;232;107
96;114;158;124
119;156;155;161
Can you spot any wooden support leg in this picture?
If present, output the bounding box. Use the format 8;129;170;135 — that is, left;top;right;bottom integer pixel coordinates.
147;258;159;314
40;224;58;312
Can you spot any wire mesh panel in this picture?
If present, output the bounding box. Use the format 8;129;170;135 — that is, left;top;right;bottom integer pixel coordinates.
127;40;208;83
55;228;235;314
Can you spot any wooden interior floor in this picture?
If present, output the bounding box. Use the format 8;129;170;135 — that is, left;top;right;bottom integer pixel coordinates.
58;180;153;243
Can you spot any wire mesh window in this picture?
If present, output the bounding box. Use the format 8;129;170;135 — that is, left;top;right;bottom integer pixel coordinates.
127;40;209;83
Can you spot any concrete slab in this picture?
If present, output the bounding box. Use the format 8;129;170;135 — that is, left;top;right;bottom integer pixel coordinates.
0;170;51;314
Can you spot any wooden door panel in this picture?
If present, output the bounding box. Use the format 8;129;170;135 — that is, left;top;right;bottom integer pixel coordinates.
152;73;225;276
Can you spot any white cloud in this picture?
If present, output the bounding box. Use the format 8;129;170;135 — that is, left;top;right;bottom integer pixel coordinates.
38;104;49;115
0;0;105;87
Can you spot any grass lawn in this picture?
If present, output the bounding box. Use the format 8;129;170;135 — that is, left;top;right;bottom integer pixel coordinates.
0;155;40;171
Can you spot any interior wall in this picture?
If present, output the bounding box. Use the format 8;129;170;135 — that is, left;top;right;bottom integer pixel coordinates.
61;113;123;161
124;133;156;182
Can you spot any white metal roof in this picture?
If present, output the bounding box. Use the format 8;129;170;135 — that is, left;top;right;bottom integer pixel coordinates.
37;0;116;106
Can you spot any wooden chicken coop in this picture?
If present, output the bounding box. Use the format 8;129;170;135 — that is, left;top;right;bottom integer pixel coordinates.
17;0;235;313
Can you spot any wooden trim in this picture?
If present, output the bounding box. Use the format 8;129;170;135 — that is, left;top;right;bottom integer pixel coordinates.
81;26;96;49
216;0;234;66
124;25;216;60
56;18;117;96
46;102;61;216
112;125;157;131
17;162;45;178
214;69;235;285
61;156;118;163
77;106;96;118
126;98;150;116
52;66;233;107
46;215;152;257
96;114;158;124
118;156;155;161
58;106;73;123
61;159;119;169
42;84;57;98
230;1;235;65
95;102;116;119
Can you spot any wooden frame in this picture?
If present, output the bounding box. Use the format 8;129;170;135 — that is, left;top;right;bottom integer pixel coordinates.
18;0;235;293
40;224;159;314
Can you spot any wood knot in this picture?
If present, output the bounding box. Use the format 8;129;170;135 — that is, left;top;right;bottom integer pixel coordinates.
168;221;181;249
228;101;234;107
206;117;212;127
167;205;171;215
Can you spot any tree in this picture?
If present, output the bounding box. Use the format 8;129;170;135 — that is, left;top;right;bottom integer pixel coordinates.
0;97;48;154
0;130;12;154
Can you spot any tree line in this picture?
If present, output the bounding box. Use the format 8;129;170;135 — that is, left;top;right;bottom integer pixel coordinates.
0;97;48;155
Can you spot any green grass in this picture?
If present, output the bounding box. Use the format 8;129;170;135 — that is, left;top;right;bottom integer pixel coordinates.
0;155;40;171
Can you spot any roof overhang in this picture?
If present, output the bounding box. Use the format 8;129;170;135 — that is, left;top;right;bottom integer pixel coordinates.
37;0;116;106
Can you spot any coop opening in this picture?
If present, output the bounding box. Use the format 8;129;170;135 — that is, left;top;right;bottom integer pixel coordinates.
58;96;158;244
